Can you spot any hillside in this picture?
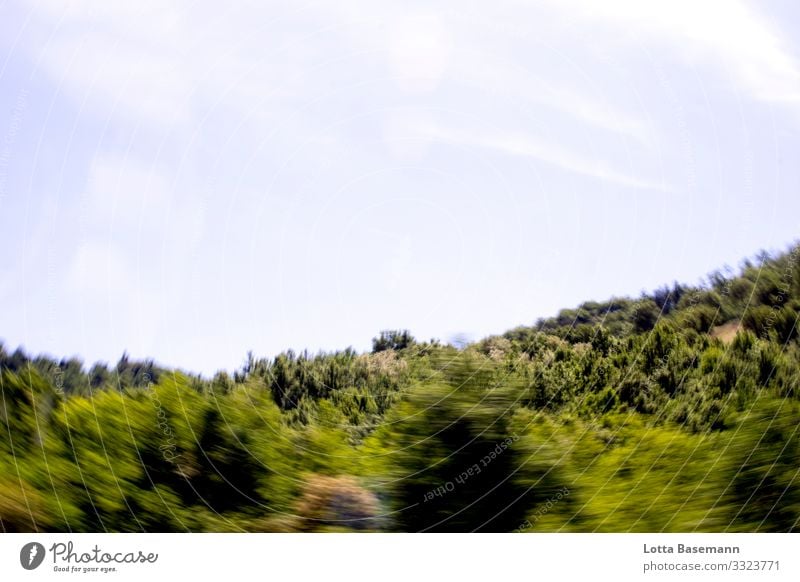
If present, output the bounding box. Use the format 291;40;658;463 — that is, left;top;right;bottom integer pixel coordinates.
1;242;799;532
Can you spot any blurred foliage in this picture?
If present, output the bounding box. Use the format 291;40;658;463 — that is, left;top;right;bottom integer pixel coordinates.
1;243;800;531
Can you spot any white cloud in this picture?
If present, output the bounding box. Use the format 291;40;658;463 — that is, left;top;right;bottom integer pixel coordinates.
22;0;655;140
29;1;194;124
22;0;800;140
21;0;794;201
551;0;800;105
26;1;310;125
326;2;655;142
418;122;666;190
450;51;653;144
530;80;652;143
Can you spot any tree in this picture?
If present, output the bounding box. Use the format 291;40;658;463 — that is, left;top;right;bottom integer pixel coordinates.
371;330;415;353
633;300;660;333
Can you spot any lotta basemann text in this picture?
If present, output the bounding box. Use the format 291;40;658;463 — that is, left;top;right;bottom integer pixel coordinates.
643;544;740;554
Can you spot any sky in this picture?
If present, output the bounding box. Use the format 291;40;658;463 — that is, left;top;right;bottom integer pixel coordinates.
1;0;799;376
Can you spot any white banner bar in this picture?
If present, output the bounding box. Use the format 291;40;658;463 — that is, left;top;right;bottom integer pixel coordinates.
1;533;798;581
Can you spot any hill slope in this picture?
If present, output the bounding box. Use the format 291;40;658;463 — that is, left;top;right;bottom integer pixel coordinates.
1;242;799;532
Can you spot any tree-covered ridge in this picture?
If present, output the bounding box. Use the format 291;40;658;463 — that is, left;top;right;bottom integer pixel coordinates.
1;243;799;532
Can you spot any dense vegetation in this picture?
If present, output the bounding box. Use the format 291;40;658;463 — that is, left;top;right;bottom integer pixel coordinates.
2;243;799;532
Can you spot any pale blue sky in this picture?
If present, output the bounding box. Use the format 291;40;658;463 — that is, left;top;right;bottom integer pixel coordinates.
1;0;799;375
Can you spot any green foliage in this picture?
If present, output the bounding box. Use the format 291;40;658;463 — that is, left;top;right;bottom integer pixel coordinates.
722;399;800;532
2;242;800;531
633;299;662;333
371;329;415;352
364;356;532;532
